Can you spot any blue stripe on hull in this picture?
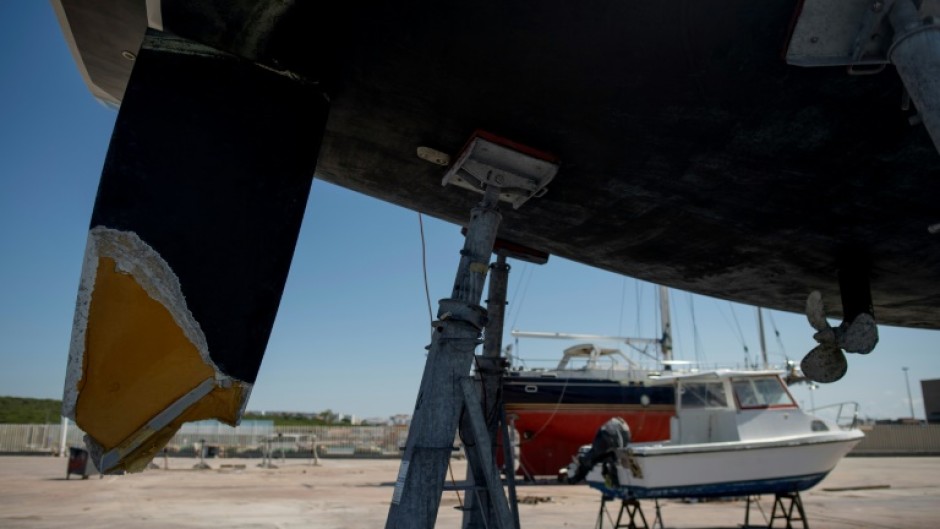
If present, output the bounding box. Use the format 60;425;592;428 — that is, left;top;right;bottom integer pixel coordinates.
588;472;829;500
503;378;675;406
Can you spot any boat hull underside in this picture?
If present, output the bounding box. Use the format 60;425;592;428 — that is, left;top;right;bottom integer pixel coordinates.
54;0;940;329
589;472;828;500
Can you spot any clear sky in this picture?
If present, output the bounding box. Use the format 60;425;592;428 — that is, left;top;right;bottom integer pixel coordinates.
1;2;937;422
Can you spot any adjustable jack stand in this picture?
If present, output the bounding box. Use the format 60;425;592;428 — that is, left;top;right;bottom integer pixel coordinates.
257;438;278;469
769;492;808;529
744;495;765;528
384;184;513;529
744;492;809;529
461;251;524;529
385;131;559;529
192;439;211;470
595;496;662;529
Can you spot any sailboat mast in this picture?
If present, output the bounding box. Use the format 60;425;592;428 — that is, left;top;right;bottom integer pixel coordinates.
757;307;768;369
658;285;672;363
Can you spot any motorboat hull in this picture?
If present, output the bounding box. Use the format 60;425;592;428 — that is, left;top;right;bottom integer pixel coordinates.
585;431;864;499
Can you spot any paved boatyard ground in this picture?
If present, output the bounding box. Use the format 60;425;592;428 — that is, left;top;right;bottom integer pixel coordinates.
0;455;936;528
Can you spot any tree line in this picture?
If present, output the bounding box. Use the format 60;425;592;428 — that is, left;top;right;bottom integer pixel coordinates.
0;396;353;426
0;396;62;424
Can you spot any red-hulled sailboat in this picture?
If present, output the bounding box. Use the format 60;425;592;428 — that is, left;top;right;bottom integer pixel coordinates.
501;286;681;478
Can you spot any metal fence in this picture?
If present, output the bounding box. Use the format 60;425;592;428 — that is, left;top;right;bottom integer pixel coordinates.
0;422;410;458
0;423;82;454
4;422;940;457
852;424;940;455
165;423;411;458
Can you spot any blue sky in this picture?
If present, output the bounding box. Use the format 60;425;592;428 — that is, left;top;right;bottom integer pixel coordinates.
1;2;937;421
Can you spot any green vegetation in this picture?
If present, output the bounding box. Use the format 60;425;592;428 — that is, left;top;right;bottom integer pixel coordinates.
0;396;63;424
242;409;352;426
0;397;354;426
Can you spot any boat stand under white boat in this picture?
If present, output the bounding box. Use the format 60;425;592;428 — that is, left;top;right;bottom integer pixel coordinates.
745;492;808;529
595;495;664;529
594;491;810;529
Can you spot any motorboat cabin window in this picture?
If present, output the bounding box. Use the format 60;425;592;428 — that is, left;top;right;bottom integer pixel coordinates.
732;376;796;409
679;381;728;409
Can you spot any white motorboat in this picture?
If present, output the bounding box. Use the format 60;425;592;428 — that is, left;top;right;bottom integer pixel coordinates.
567;369;864;499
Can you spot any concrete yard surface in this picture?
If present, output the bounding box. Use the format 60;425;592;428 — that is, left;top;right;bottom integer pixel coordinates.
0;456;937;528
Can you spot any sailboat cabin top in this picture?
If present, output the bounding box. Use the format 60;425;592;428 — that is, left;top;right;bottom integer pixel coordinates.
554;344;639;371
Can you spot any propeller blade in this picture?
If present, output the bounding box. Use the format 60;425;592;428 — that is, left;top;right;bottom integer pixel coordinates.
805;290;829;332
839;313;879;355
800;343;848;383
812;327;836;345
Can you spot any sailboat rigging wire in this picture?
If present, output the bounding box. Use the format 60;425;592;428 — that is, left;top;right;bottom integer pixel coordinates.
728;302;752;367
635;281;643;340
688;292;706;365
767;310;788;358
717;301;750;367
729;303;747;348
654;286;662;357
524;376;571;442
618;277;628;337
669;291;683;362
417;213;433;325
508;263;534;331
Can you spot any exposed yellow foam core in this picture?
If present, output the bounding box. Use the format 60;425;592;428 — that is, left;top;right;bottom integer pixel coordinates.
75;256;244;471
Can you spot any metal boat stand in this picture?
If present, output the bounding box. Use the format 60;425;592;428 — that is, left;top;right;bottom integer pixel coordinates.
460;240;547;529
384;132;559;529
744;492;809;529
769;492;809;529
460;244;546;529
595;496;664;529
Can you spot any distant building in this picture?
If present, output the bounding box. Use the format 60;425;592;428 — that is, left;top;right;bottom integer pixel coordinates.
923;379;940;423
389;414;411;426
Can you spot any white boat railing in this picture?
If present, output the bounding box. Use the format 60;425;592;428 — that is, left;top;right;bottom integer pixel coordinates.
809;401;861;430
508;356;795;375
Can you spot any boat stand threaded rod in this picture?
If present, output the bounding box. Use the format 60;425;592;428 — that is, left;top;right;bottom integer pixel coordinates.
463;252;518;529
483;254;510;359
